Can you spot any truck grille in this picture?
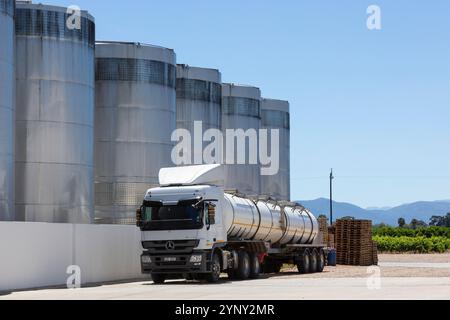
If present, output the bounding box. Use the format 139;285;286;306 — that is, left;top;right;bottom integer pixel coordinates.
142;240;199;255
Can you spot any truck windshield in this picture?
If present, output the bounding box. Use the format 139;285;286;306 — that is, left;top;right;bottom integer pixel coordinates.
140;201;204;231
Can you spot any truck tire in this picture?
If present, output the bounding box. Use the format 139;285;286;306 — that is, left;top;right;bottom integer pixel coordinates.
206;253;221;283
249;253;260;279
309;249;318;273
317;249;325;272
297;249;310;274
237;250;250;280
151;273;166;284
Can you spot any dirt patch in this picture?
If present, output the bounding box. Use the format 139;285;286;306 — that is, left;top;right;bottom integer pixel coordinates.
278;253;450;278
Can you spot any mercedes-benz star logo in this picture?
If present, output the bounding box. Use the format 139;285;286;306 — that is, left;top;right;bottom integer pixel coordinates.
165;241;175;250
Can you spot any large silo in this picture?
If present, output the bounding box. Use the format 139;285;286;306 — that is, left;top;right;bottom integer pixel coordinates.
261;98;291;201
0;0;14;221
176;65;221;164
222;83;261;196
15;2;95;223
95;42;176;223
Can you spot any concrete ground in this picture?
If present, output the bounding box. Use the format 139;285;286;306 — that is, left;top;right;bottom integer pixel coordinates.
1;254;450;300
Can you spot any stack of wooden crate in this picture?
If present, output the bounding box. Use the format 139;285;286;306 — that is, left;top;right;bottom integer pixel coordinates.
318;217;329;245
335;219;377;266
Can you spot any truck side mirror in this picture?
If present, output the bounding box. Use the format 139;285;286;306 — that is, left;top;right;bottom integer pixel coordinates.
204;204;210;230
207;203;216;225
136;207;142;227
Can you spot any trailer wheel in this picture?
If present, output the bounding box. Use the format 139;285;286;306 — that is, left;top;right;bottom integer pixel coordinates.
206;253;222;283
237;250;250;280
151;273;166;284
309;249;319;273
317;249;325;272
297;249;310;274
249;253;260;279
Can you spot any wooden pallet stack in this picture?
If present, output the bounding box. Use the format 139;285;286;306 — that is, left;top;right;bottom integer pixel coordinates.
335;219;376;266
318;217;329;245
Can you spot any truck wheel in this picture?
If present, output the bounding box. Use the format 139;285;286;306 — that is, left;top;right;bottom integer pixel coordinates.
317;249;325;272
151;273;166;284
297;249;310;274
237;250;250;280
249;253;260;279
309;249;318;273
206;253;221;283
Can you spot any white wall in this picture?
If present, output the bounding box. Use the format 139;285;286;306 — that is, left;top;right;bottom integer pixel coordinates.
0;222;145;292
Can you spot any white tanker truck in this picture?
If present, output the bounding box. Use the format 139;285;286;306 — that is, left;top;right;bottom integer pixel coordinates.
136;164;325;284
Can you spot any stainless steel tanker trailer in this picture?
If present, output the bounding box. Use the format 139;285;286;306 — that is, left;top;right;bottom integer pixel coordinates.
136;165;325;284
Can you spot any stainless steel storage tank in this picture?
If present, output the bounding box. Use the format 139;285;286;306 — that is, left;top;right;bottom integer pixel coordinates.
176;65;221;164
95;42;176;223
0;0;15;221
15;2;95;223
223;194;319;245
221;84;261;196
261;98;290;201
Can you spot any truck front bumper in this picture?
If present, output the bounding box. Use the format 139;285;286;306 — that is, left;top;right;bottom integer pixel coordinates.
141;251;210;274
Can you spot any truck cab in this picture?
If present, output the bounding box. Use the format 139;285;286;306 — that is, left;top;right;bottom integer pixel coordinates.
137;184;228;279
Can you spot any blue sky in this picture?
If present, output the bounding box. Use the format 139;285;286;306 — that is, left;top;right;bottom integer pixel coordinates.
50;0;450;208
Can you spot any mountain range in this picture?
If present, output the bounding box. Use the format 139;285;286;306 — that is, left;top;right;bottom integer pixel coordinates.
296;198;450;226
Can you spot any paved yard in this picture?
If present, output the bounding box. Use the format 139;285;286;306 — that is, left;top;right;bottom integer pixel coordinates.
1;254;449;300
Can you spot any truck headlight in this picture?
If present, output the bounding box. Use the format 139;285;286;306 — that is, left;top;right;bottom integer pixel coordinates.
190;255;202;263
141;255;152;264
